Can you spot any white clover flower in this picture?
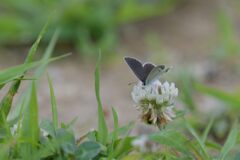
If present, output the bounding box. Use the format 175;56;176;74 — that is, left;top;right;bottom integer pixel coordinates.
131;80;178;128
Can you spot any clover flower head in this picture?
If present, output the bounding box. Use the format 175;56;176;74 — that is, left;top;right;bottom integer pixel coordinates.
131;80;178;128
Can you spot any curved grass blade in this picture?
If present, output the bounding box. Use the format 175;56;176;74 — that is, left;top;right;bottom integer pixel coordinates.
185;121;210;160
24;21;49;63
179;72;196;111
218;120;238;160
19;82;39;159
47;74;58;131
0;21;49;90
0;21;49;126
34;29;60;77
202;117;215;145
7;29;60;122
20;81;39;145
109;125;134;159
95;53;108;145
112;107;119;142
0;61;45;126
0;61;47;85
0;54;70;126
149;129;190;155
108;107;119;154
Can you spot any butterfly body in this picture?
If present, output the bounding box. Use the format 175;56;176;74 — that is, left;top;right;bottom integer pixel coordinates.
124;57;169;85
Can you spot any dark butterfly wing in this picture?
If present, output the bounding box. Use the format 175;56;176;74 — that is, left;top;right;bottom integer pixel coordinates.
124;57;145;83
143;63;155;78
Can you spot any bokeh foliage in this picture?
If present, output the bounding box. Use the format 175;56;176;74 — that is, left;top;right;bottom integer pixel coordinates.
0;0;179;59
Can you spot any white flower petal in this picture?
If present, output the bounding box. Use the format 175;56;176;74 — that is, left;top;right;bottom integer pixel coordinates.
156;95;163;104
164;106;176;119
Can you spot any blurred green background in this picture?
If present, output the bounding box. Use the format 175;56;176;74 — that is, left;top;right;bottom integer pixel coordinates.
0;0;240;142
0;0;178;59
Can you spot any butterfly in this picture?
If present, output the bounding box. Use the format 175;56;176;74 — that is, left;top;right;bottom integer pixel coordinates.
124;57;170;85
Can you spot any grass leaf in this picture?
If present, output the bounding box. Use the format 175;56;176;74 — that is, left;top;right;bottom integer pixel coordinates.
149;129;190;155
34;29;60;77
0;22;49;126
24;21;49;63
185;121;210;160
112;107;119;142
109;125;134;159
202;117;215;144
95;53;108;145
7;53;70;122
0;54;70;87
7;29;60;123
47;74;58;130
179;73;196;111
0;60;44;86
218;120;238;160
108;122;134;140
108;107;119;155
21;81;39;146
18;82;39;159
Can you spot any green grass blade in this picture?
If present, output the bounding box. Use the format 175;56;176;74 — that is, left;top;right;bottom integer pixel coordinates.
202;117;215;145
0;53;69;125
205;141;221;150
95;53;108;145
109;124;134;159
0;27;60;86
0;84;4;90
218;120;238;160
179;73;196;111
7;30;60;122
24;21;49;63
0;61;45;85
0;19;49;91
21;81;39;145
108;122;134;159
0;22;49;126
0;63;44;125
108;107;119;155
7;53;69;122
18;82;39;159
0;140;13;159
0;109;12;138
108;122;135;141
0;52;67;85
185;121;210;160
0;80;21;126
112;107;119;142
47;74;58;130
34;29;60;77
15;99;26;135
149;129;190;154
